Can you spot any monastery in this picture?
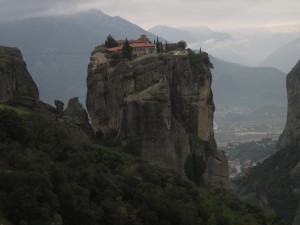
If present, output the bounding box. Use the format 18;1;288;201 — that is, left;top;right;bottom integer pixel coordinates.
106;34;157;57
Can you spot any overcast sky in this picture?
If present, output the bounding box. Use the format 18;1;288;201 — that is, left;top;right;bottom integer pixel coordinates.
1;0;300;31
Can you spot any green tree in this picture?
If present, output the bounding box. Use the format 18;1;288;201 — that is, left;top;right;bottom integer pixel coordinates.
105;34;118;48
122;38;133;60
177;40;187;50
156;37;161;53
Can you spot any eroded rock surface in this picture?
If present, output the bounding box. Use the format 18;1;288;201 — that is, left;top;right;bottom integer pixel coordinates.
63;97;94;141
236;60;300;223
0;45;39;107
87;49;230;190
277;60;300;225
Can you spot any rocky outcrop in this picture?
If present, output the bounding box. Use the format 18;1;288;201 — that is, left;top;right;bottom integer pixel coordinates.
0;45;39;107
63;97;94;141
235;60;300;223
0;45;94;141
277;60;300;225
277;60;300;149
86;49;230;190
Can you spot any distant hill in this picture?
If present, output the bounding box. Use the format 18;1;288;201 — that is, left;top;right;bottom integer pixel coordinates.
211;56;287;109
149;25;231;44
0;10;161;105
211;56;287;144
259;38;300;73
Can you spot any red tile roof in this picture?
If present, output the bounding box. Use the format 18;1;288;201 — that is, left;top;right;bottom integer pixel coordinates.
106;43;156;52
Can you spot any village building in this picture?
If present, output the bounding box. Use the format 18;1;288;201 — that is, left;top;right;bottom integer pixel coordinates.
106;34;156;57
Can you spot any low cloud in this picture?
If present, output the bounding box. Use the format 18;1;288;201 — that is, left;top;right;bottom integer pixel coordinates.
1;0;299;30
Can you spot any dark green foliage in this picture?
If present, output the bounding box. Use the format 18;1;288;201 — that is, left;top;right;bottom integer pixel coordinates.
0;109;26;143
184;154;206;185
102;128;118;147
156;37;161;53
188;50;213;70
177;40;187;50
123;137;143;157
122;38;133;60
0;107;290;225
235;144;300;222
105;34;118;48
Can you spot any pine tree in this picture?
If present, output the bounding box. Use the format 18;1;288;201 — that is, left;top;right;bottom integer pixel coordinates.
156;37;161;53
122;38;133;60
165;41;168;52
105;34;118;48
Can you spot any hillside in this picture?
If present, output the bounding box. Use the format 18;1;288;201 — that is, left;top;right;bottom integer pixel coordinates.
0;42;291;225
211;56;287;144
0;104;290;225
259;38;300;73
0;10;161;105
211;56;286;109
235;59;300;224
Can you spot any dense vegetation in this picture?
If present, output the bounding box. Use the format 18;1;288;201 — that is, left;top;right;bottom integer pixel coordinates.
227;138;277;163
234;143;300;222
0;105;290;225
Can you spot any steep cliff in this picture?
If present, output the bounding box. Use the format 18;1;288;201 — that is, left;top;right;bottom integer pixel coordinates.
0;45;94;141
278;60;300;225
278;60;300;149
62;97;94;141
235;60;300;223
0;45;39;107
86;49;230;190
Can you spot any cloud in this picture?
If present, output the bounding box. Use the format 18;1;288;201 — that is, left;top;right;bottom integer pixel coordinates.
0;0;300;30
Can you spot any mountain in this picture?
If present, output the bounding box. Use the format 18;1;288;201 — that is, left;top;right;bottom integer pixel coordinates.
0;45;289;225
211;56;287;109
259;38;300;73
86;47;230;190
0;10;161;105
211;56;287;144
148;25;231;44
149;25;299;67
235;59;300;224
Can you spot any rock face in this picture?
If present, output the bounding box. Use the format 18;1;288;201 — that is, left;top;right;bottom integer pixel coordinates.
0;45;39;107
236;60;300;223
277;60;300;225
0;45;94;141
278;60;300;149
86;49;230;190
63;97;94;141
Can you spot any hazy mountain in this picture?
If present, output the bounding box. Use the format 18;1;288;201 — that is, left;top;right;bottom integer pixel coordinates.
150;25;299;67
211;56;287;144
259;38;300;73
149;25;231;44
211;56;287;109
0;9;161;105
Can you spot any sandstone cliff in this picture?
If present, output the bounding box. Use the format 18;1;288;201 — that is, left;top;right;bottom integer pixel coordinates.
0;45;94;141
278;60;300;149
235;60;300;223
86;49;230;190
0;45;39;107
278;60;300;225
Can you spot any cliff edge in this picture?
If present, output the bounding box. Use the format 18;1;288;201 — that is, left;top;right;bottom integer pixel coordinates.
0;45;93;141
0;45;39;107
86;49;230;190
235;60;300;223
